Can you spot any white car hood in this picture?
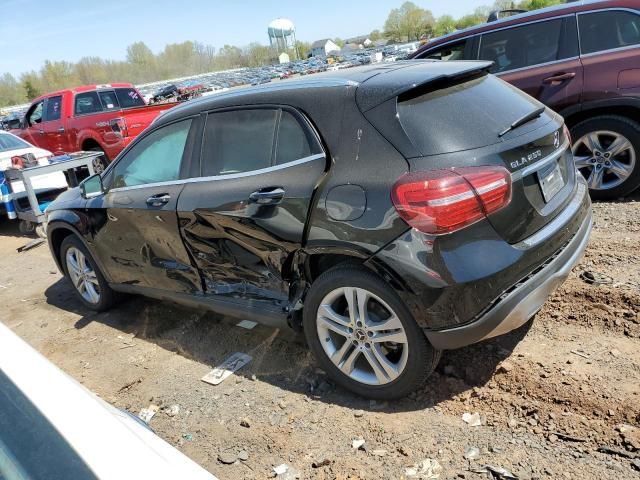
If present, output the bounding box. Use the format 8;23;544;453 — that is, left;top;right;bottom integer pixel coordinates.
0;322;218;480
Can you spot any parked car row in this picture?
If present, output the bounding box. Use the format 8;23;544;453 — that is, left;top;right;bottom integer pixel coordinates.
411;0;640;199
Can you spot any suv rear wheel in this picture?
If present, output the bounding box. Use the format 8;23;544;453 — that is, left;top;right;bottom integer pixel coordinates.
303;266;441;400
571;116;640;200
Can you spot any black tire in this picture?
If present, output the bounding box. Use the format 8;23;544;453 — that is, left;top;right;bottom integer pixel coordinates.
18;220;35;235
303;266;441;400
571;115;640;200
60;235;116;312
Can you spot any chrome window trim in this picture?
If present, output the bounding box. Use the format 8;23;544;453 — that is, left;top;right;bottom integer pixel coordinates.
478;12;573;37
494;56;580;77
108;153;326;193
514;181;587;249
510;138;570;182
577;7;640;56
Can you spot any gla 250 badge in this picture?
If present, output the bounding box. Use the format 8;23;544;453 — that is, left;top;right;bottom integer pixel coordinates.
510;131;561;169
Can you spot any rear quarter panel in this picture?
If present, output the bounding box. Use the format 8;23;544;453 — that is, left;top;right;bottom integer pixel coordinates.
305;99;410;256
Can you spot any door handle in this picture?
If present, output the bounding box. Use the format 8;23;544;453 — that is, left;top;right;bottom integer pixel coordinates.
57;127;65;133
38;130;44;135
249;187;285;205
146;193;171;207
543;72;576;85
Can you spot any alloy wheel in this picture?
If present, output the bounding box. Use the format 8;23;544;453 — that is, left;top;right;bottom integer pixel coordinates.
572;130;636;190
316;287;409;386
65;247;101;304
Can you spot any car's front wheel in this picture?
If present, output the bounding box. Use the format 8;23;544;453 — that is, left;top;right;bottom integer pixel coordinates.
571;115;640;200
60;235;116;311
303;266;441;400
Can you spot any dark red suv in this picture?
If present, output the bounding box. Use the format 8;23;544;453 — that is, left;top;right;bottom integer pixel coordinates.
411;0;640;199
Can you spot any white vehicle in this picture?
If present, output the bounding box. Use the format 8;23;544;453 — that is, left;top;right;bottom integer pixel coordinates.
0;130;68;216
0;321;218;480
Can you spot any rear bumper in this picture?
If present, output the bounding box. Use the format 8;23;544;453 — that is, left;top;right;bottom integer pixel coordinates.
425;208;592;350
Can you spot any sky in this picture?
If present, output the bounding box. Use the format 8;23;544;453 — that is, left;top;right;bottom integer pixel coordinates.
0;0;489;76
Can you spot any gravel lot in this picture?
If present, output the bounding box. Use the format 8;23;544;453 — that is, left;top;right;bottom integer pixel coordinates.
1;193;639;480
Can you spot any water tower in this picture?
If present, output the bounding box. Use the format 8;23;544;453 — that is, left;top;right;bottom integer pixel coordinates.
268;18;297;60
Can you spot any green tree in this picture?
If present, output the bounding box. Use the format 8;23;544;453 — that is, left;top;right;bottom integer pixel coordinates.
384;2;435;42
433;15;456;37
295;40;311;59
517;0;562;9
333;38;345;48
0;74;26;106
369;29;383;41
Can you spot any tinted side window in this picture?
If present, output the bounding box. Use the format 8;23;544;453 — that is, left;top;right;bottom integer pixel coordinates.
44;96;62;121
422;40;469;61
74;92;102;115
115;88;145;108
202;109;277;176
579;10;640;55
480;19;565;73
275;111;321;165
111;119;192;188
98;91;119;110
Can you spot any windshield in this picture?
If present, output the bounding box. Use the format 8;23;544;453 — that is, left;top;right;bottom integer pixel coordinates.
0;371;97;480
0;134;30;153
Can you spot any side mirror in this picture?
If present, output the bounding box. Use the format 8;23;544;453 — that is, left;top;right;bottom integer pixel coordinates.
80;174;104;199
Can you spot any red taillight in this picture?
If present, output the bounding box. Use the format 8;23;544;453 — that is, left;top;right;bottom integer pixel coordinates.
110;117;128;137
391;166;512;235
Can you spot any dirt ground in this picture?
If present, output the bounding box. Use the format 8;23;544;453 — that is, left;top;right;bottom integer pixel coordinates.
0;193;639;480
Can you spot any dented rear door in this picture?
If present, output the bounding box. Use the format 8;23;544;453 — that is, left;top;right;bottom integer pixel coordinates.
177;107;326;306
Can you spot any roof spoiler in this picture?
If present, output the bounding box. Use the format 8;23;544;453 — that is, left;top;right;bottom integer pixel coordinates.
396;61;494;104
357;61;494;112
487;9;527;22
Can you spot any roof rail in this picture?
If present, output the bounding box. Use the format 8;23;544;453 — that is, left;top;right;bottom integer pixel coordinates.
487;9;528;22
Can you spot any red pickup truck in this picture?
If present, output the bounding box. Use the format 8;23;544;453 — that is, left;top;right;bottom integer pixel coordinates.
13;84;176;170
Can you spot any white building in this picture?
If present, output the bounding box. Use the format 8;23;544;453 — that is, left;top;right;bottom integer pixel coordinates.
310;39;340;57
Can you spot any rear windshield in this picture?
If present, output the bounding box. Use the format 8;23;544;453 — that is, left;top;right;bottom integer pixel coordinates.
397;74;543;156
114;88;145;108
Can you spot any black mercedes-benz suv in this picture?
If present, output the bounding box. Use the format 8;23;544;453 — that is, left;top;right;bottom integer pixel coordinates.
45;61;592;399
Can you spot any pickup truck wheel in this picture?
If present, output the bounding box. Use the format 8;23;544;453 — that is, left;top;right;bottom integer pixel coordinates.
571;116;640;200
303;266;441;400
60;235;116;312
88;147;109;174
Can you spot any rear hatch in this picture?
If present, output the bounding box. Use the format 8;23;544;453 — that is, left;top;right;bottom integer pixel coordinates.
361;64;576;243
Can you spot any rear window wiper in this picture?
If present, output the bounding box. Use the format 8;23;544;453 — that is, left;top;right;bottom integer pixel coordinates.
498;106;546;138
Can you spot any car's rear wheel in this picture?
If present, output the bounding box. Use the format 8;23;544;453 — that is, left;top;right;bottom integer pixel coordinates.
60;235;115;311
571;116;640;200
303;266;440;400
